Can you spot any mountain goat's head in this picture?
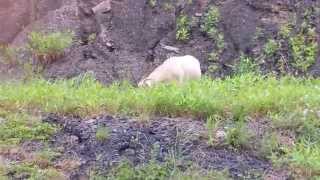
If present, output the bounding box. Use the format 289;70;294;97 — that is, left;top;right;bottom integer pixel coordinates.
138;78;153;87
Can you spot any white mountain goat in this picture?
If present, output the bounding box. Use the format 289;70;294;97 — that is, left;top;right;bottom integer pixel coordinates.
138;55;201;87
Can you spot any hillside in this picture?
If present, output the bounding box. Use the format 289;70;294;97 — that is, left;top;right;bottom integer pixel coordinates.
0;0;320;179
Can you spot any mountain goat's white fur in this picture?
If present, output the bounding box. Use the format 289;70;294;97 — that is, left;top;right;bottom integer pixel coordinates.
138;55;201;87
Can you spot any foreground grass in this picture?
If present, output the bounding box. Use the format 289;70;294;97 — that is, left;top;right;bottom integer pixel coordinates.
1;73;320;178
92;159;231;180
1;73;319;119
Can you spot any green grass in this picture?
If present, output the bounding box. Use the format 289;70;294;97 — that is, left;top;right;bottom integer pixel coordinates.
0;112;57;145
1;73;320;178
27;31;74;57
96;126;110;142
27;30;74;67
234;54;258;76
7;162;65;180
283;142;320;178
206;115;221;146
92;160;231;180
1;73;320;119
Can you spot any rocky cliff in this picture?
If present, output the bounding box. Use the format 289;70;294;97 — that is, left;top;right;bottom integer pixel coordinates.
1;0;320;83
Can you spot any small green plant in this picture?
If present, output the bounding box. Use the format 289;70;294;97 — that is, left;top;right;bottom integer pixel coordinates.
163;2;174;11
8;162;65;180
264;39;279;57
286;142;320;178
96;126;110;142
226;121;252;149
201;6;225;66
27;30;74;66
289;27;318;72
208;52;220;62
148;0;157;8
201;5;224;46
88;33;97;43
0;43;20;67
201;6;220;38
97;159;231;180
176;14;191;41
279;23;292;39
254;27;263;40
187;0;193;4
206;115;222;146
234;54;257;75
259;132;280;158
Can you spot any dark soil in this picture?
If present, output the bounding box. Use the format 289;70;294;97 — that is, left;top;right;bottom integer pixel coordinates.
43;114;280;179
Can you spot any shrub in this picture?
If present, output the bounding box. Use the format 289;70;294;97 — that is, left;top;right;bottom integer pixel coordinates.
0;113;57;145
95;160;231;180
234;54;258;75
96;126;110;142
286;142;320;178
0;43;20;67
201;6;220;38
148;0;157;8
264;39;279;57
176;14;191;41
201;6;225;64
206;115;222;146
27;31;74;66
289;28;318;72
226;121;252;149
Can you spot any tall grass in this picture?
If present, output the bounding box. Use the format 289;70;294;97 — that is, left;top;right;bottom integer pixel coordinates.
1;73;319;119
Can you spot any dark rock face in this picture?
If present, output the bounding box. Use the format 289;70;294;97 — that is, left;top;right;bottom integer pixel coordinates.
0;0;64;44
1;0;320;82
0;0;31;44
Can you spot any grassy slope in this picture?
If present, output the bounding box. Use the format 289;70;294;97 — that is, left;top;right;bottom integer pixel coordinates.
1;73;320;178
1;73;319;118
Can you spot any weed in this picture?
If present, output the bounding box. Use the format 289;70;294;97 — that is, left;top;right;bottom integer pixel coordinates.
279;23;292;39
264;39;279;57
94;159;231;180
234;54;258;75
208;52;220;62
163;3;174;11
207;63;220;74
201;6;220;38
0;113;57;145
1;73;320;120
32;148;61;168
96;126;110;142
226;121;252;149
176;14;191;41
289;27;318;72
88;33;97;43
8;162;65;180
259;132;280;158
206;115;222;146
148;0;157;8
286;142;320;178
201;6;225;68
27;31;74;67
254;27;263;40
0;44;20;67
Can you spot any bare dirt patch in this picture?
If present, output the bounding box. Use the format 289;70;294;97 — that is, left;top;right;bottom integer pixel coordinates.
43;114;277;179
